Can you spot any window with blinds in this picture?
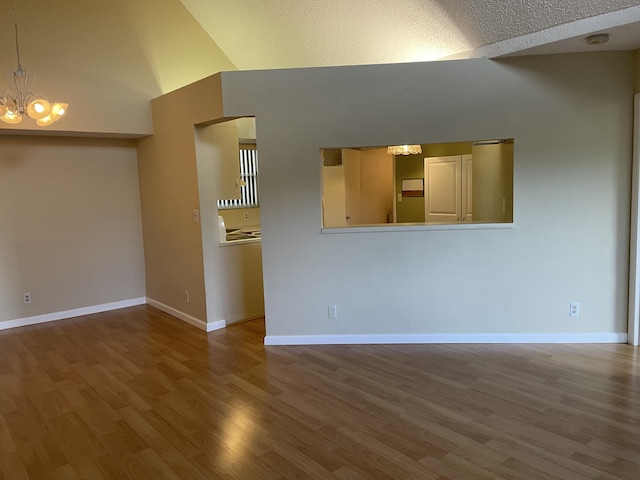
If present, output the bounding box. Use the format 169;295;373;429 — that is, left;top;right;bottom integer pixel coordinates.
217;148;259;209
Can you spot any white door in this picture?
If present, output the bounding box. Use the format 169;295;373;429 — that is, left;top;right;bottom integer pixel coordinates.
209;121;241;199
424;156;461;223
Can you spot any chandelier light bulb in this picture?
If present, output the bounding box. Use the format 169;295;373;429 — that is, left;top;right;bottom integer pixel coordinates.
36;115;54;126
26;98;51;119
51;102;67;119
1;109;23;124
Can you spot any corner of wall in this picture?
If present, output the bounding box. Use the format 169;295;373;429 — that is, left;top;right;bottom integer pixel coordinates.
635;49;640;93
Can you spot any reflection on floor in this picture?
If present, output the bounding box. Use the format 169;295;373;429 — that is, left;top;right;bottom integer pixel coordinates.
0;305;638;478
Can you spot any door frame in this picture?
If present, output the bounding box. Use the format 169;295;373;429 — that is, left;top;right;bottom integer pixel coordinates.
628;93;640;346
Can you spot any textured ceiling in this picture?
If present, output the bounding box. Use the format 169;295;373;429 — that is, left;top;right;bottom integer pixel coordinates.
178;0;640;70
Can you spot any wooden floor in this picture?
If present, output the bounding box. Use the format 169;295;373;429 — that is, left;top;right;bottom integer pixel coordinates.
0;306;639;479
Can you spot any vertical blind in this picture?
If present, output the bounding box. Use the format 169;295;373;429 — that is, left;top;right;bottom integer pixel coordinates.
217;149;259;209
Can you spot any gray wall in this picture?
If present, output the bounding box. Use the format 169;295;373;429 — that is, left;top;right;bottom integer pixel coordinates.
221;53;633;341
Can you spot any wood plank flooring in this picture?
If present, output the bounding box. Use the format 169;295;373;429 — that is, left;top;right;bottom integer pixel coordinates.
0;305;639;479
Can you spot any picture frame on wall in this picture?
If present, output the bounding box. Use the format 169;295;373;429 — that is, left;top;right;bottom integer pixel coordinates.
402;178;424;197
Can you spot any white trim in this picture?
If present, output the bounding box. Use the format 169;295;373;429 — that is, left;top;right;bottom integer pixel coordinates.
321;222;515;235
146;297;225;332
205;320;226;332
264;332;627;346
0;297;146;332
629;93;640;346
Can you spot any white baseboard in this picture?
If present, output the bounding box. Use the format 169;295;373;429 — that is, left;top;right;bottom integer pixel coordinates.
146;298;225;332
264;332;628;346
0;297;147;332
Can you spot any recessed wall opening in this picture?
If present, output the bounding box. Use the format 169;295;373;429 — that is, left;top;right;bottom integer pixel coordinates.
321;139;514;228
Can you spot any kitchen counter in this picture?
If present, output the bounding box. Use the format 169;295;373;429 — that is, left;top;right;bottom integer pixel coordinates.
221;227;261;246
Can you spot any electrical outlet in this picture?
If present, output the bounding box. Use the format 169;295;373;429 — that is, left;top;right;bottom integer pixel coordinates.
185;290;190;303
23;292;31;304
569;302;579;317
243;211;249;221
193;209;200;222
328;305;337;319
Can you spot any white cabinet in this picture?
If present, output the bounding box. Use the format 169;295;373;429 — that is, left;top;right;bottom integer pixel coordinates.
195;121;242;201
471;143;513;223
322;147;394;227
424;155;472;223
210;122;241;200
322;165;347;227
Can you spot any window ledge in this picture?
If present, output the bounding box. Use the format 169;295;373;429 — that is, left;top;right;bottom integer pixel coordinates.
321;222;515;234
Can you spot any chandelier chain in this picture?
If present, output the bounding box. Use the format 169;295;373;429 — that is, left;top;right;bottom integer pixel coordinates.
13;0;22;71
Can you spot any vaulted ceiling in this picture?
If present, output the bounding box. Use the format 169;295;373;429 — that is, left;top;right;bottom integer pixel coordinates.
178;0;640;70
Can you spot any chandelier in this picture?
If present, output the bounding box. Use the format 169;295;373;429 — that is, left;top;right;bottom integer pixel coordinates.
0;1;67;126
387;145;422;156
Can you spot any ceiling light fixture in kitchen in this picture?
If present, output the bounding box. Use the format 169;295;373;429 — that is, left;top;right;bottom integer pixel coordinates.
387;145;422;156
